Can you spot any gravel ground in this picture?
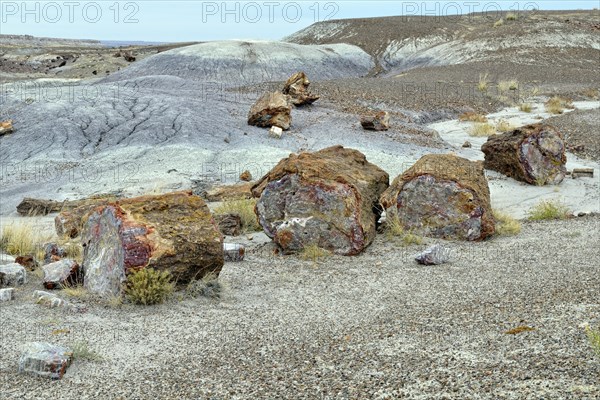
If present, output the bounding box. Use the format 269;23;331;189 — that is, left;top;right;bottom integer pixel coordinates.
1;216;599;399
545;109;600;162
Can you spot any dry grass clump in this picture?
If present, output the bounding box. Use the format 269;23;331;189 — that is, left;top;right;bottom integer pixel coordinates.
71;341;103;362
498;80;519;94
493;210;521;236
214;198;261;232
519;103;533;113
459;111;488;123
496;119;516;132
186;272;223;299
505;12;518;21
586;326;600;358
494;18;504;28
478;73;489;92
0;222;50;256
61;282;89;300
125;268;175;305
582;88;599;99
384;213;424;246
527;200;571;221
300;243;331;262
468;123;496;137
545;96;574;114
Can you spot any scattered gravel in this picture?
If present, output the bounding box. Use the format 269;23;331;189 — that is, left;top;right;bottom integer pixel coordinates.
1;216;598;399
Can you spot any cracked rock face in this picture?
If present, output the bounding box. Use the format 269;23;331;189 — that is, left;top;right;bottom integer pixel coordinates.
481;123;567;185
248;92;292;130
81;191;223;297
381;154;495;241
253;146;389;255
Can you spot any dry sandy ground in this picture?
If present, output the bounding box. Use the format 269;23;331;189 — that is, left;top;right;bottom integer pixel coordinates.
1;216;599;399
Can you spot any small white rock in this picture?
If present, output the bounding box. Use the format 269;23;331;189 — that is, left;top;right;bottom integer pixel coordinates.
0;288;15;301
269;126;283;139
0;263;27;286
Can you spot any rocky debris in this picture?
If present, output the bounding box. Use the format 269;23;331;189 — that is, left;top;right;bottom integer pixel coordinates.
33;290;67;308
203;182;254;202
248;92;292;130
360;111;390;131
223;243;245;262
380;154;495;241
252;146;389;255
43;243;66;264
481;123;567;185
415;244;451;265
81;191;224;297
0;264;27;286
462;141;472;148
43;259;81;290
571;168;594;179
0;120;14;136
17;194;118;217
215;213;242;236
0;288;15;301
15;255;39;271
18;342;73;380
282;71;320;106
269;126;284;139
239;170;253;182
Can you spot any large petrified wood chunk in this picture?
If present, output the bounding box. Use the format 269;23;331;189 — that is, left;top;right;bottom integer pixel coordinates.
481;123;567;185
17;194;118;217
252;146;389;255
282;72;320;106
380;154;495;241
247;91;292;130
81;191;223;297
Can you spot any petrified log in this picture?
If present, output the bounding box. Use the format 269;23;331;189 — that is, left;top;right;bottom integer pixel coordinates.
252;146;389;255
81;191;223;297
204;182;254;202
0;120;13;136
380;154;495;241
43;259;81;290
18;342;73;380
481;123;566;185
282;71;320;106
360;111;390;131
248;91;292;130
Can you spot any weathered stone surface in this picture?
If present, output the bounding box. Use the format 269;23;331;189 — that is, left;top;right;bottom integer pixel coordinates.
239;170;253;182
360;111;390;131
282;71;320;106
18;194;118;217
0;263;27;286
223;243;245;262
481;123;567;185
0;253;16;265
43;243;66;264
215;213;242;236
252;146;389;255
380;154;495;241
15;255;39;271
0;120;13;136
18;342;73;380
81;191;224;297
43;259;81;290
0;288;15;301
248;92;292;130
415;245;451;265
269;126;283;139
204;182;254;202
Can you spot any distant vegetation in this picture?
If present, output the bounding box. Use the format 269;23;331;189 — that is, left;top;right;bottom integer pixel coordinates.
545;96;574;114
469;123;496;137
519;103;533;113
459;111;487;123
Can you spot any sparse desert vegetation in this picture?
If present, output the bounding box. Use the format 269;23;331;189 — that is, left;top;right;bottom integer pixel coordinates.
214;198;261;232
545;96;574;114
186;272;223;299
519;103;533;112
384;213;424;245
505;12;518;21
459;111;488;122
124;268;175;305
70;341;104;362
527;200;571;221
494;18;504;28
469;122;496;137
586;326;600;358
478;72;489;92
0;222;50;256
496;119;516;132
493;210;522;236
299;243;331;262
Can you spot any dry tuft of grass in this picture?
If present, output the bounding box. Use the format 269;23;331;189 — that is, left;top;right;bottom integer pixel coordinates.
505;12;518;21
498;80;518;94
0;222;51;256
478;73;489;92
459;111;488;123
494;18;504;28
582;88;599;99
493;210;521;236
61;283;89;300
125;268;175;305
527;200;571;221
496;119;516;132
586;326;600;358
214;198;261;233
384;214;424;246
300;243;331;263
505;326;535;335
545;96;574;114
71;341;104;362
468;123;496;137
519;103;533;113
186;272;223;299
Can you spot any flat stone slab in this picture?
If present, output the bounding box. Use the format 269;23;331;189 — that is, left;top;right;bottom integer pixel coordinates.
18;342;73;380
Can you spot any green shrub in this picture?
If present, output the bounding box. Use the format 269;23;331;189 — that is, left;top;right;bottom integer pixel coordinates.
125;268;175;305
586;326;600;358
214;198;261;232
527;200;571;221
